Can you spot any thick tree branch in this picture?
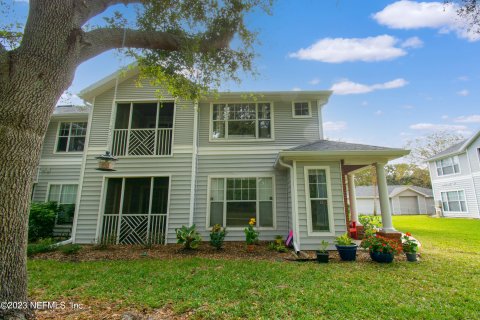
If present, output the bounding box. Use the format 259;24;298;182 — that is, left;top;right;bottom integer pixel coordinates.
74;0;142;25
79;27;234;63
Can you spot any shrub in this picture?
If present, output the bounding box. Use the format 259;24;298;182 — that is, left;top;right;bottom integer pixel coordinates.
60;244;81;255
318;240;329;253
27;238;56;257
176;225;201;249
402;232;418;253
335;233;354;246
268;235;288;252
210;224;227;250
359;215;382;237
28;202;57;242
361;235;402;254
244;218;259;245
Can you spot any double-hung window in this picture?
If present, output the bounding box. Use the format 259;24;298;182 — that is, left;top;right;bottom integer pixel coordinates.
305;167;332;234
211;103;272;140
441;190;467;213
47;184;78;224
292;102;311;118
56;122;87;152
435;156;460;176
209;177;274;228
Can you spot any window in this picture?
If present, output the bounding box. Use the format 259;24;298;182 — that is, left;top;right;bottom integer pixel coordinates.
209;177;274;228
435;156;460;176
211;103;272;140
56;122;87;152
112;102;174;156
477;148;480;163
47;184;78;224
305;167;332;233
441;190;467;213
292;102;311;118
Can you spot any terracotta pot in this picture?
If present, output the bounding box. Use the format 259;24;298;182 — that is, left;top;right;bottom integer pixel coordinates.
246;244;255;252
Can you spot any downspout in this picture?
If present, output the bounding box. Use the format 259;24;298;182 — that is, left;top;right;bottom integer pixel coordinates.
466;150;480;216
188;101;199;226
278;157;300;253
58;99;95;246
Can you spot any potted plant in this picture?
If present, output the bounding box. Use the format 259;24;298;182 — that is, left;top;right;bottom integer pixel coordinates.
402;232;418;262
244;218;259;252
210;224;227;250
335;233;357;261
361;235;402;263
316;240;329;263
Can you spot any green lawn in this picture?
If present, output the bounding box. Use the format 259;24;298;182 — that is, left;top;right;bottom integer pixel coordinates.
29;216;480;319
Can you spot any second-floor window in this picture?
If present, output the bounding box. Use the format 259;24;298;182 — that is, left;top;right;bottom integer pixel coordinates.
435;156;460;176
112;102;174;156
292;102;311;117
56;122;87;152
211;103;272;140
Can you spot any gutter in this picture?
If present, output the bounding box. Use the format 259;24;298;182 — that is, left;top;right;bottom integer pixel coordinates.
277;156;300;253
188;101;199;226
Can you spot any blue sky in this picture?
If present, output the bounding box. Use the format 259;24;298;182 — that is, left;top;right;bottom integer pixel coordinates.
10;0;480;148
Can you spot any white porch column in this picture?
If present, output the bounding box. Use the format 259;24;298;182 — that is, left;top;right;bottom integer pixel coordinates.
375;162;396;232
347;174;359;224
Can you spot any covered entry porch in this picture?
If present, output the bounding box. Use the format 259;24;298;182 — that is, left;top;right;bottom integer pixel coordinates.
276;140;409;251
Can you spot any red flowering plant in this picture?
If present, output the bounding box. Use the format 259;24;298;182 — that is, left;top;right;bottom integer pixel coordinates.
402;232;418;253
361;235;402;254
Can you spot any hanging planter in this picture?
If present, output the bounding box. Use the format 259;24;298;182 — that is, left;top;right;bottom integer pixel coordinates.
95;151;118;171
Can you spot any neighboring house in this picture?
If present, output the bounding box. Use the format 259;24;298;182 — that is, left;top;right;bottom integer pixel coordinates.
354;185;434;216
33;68;409;250
427;131;480;219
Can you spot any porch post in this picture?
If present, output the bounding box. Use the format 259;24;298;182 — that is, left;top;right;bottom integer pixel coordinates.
375;162;395;232
347;174;359;223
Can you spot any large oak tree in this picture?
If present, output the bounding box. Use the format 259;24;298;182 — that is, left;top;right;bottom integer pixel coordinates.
0;1;270;318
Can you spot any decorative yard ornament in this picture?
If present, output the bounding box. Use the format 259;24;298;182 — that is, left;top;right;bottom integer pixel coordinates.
96;151;118;171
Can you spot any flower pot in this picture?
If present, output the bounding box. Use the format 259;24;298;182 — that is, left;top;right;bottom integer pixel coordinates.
335;244;358;261
405;252;417;262
369;251;394;263
246;244;255;252
316;251;329;263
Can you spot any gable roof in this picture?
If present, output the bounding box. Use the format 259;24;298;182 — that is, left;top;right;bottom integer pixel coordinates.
287;140;404;152
428;129;480;161
355;185;433;198
52;105;90;118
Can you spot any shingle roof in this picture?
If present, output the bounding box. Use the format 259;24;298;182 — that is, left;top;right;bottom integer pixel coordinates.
355;185;433;197
427;139;467;161
53;105;90;115
287;140;404;152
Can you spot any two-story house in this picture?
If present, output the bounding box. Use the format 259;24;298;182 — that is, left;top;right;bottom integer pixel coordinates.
427;131;480;218
32;68;409;250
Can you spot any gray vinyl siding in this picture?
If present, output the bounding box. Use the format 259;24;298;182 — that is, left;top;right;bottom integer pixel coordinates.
74;76;195;244
431;176;480;217
41;118;88;159
466;137;480;173
194;154;289;241
197;100;321;148
32;165;82;203
295;161;347;250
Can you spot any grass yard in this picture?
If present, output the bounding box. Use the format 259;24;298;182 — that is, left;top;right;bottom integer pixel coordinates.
28;216;480;319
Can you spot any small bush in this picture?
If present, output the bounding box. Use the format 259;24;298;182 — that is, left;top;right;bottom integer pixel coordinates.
268;235;288;252
335;233;354;246
60;244;81;255
27;238;56;257
210;224;227;250
359;215;382;237
176;225;201;249
28;202;57;242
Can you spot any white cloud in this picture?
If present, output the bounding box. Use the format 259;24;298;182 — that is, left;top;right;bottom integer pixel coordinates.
292;87;302;91
441;115;449;120
375;110;383;116
309;78;320;85
361;101;369;106
57;92;85;106
330;78;408;95
373;1;480;42
457;76;469;81
324;121;347;132
454;115;480;123
289;35;407;63
402;105;414;109
457;89;469;96
401;36;424;48
409;123;471;135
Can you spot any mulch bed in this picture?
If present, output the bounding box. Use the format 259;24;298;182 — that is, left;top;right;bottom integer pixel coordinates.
31;241;408;263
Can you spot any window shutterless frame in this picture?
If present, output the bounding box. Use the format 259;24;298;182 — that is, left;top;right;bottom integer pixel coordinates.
440;189;468;214
208;102;275;142
304;166;335;236
291;101;312;118
205;174;276;230
435;156;460;177
53;121;87;154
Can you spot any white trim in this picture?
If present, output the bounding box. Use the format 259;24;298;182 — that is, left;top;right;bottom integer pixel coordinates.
291;101;312;118
434;155;461;177
208;101;275;142
293;161;301;246
440;189;468;214
304;166;335;236
72;99;94;243
205;174;277;230
53;121;87;154
198;145;296;156
466;147;480;215
189;101;199;226
45;181;80;203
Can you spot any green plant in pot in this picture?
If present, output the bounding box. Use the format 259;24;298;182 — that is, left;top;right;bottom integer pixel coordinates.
402;232;418;262
335;233;357;261
316;240;329;263
361;235;402;263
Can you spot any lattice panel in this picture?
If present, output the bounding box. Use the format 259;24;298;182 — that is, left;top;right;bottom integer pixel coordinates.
119;215;148;244
128;130;155;155
101;215;119;244
112;130;128;156
149;214;167;244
